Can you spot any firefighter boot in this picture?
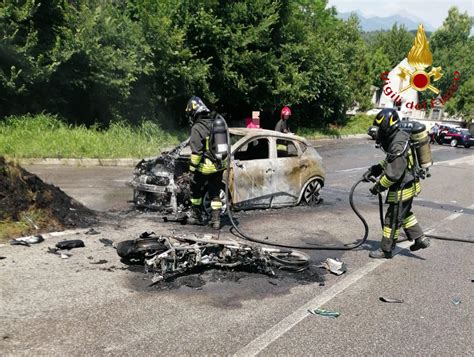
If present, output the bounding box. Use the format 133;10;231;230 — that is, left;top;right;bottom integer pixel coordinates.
210;209;221;230
410;235;430;251
369;237;393;259
187;206;203;225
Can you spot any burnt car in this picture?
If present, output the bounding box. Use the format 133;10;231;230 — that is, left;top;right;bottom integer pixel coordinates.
436;127;473;148
129;128;325;214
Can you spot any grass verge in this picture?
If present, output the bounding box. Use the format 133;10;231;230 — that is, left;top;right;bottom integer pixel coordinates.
0;114;186;159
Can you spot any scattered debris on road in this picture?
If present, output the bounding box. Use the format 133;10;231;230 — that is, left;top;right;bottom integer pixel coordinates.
99;238;114;247
451;297;461;305
55;239;85;250
85;228;101;235
90;259;108;265
60;253;71;259
379;296;404;303
9;235;44;247
308;308;340;318
317;257;347;275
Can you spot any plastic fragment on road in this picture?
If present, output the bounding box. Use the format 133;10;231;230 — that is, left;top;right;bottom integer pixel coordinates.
85;228;100;235
90;259;108;265
308;308;340;318
451;298;461;305
10;235;44;247
317;258;347;275
99;238;114;247
379;296;404;303
56;240;85;250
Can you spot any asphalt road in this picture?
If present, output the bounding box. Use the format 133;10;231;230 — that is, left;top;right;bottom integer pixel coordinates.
1;137;473;356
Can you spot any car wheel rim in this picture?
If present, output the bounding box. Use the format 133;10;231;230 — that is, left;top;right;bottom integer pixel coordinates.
451;140;457;147
304;179;321;205
203;189;227;216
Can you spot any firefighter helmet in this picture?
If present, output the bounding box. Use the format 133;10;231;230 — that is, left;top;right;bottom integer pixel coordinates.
281;106;292;119
373;108;400;141
186;96;210;123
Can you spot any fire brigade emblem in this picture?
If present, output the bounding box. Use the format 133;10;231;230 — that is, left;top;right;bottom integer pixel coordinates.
398;24;443;94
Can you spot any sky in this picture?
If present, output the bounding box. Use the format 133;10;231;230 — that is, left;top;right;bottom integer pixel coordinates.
327;0;474;29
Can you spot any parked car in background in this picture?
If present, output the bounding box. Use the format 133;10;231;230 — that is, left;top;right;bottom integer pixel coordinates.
367;125;378;140
436;127;473;148
129;128;326;214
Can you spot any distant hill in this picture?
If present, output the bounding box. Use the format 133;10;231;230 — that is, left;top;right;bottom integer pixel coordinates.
338;11;436;32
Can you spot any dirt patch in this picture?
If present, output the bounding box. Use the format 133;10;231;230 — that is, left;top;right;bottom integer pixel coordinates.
0;157;97;240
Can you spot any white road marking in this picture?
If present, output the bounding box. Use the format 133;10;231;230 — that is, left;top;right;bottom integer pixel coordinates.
234;204;473;357
447;212;463;220
335;166;367;173
434;155;474;166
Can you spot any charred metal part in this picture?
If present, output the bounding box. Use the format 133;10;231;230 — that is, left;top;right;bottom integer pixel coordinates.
117;232;310;282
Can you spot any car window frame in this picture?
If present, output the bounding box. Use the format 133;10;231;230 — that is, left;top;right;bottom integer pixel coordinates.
274;138;302;159
233;136;272;161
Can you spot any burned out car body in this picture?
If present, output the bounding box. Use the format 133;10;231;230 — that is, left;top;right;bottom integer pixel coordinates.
129;128;325;213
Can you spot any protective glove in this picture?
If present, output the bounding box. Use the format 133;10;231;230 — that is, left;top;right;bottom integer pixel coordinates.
369;182;384;195
363;164;383;182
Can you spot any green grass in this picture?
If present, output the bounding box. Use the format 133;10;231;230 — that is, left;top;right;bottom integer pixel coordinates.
296;113;375;139
0;113;375;159
0;114;186;159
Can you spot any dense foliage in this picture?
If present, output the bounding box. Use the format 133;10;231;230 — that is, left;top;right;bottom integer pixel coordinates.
1;1;472;127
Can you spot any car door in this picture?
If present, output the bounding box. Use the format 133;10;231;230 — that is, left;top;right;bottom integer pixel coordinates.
270;138;303;206
231;137;274;209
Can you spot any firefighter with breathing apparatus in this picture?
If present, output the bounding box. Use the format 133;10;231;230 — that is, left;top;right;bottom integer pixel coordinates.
364;108;431;258
185;96;229;230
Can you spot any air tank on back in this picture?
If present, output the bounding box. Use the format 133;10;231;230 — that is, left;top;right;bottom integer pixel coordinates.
211;115;229;160
399;120;433;168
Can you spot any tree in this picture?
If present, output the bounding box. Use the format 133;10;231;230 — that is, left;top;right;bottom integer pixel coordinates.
0;0;65;116
429;7;473;121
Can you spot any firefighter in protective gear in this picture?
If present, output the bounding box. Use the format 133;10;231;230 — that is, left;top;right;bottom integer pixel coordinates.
185;96;225;230
364;108;430;259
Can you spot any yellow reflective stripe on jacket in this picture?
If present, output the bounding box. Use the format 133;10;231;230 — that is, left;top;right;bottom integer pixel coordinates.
403;214;418;228
197;157;226;174
189;165;196;172
380;175;396;188
191;154;201;166
383;226;400;240
210;201;223;210
379;159;387;168
191;198;202;206
387;182;421;202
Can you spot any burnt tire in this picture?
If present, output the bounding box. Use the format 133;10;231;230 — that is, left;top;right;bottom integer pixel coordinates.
464;144;470;148
302;178;322;206
116;238;167;262
268;250;310;271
